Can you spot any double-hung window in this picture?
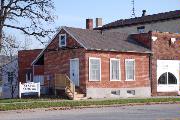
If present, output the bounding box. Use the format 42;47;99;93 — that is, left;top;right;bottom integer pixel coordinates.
110;58;120;81
125;59;135;81
89;57;101;81
59;34;66;47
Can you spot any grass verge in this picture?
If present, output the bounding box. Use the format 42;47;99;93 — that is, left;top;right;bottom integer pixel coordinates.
0;98;180;111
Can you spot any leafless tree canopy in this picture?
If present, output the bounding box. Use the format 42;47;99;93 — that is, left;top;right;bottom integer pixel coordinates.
0;0;56;50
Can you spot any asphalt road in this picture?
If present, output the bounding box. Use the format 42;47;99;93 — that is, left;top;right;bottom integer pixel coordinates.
1;104;180;120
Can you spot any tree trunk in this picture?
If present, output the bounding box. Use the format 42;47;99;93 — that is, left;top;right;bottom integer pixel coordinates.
0;26;2;51
11;85;14;98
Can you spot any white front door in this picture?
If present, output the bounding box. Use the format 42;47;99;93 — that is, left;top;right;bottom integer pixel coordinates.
157;60;179;92
70;59;79;86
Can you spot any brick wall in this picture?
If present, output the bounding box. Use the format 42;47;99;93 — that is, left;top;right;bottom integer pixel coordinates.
85;51;150;89
131;32;152;49
18;49;43;83
34;65;44;75
151;32;180;96
44;49;86;91
43;29;86;92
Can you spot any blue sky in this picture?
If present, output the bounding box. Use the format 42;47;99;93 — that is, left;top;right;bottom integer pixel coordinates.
6;0;180;50
54;0;180;28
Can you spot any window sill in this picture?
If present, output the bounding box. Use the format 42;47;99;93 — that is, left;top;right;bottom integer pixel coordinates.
60;45;66;48
110;80;121;81
158;84;177;85
89;80;101;82
125;80;135;81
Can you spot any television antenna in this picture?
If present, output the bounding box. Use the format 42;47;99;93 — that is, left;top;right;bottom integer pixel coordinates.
131;0;136;18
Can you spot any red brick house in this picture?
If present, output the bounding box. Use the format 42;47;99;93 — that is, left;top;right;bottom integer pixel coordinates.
95;9;180;96
31;25;152;98
18;49;44;83
19;10;180;99
18;49;45;93
132;32;180;96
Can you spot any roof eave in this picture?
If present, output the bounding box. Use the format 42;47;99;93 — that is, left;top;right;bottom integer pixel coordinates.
86;48;152;54
31;27;64;65
101;16;180;30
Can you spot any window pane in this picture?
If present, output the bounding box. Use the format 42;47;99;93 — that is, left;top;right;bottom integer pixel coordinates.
61;36;65;45
137;26;145;33
111;60;120;80
26;71;32;82
158;72;167;84
126;60;135;80
60;35;66;46
90;59;100;81
168;72;177;84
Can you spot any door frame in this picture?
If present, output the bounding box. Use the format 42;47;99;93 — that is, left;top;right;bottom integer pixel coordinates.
70;58;79;86
157;60;180;92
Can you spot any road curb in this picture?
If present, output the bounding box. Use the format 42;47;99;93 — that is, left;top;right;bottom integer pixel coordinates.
45;101;180;111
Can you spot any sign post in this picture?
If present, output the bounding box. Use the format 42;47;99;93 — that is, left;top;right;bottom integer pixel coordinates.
19;82;40;99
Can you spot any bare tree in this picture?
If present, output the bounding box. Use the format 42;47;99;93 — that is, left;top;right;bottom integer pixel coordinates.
1;34;18;58
0;0;56;50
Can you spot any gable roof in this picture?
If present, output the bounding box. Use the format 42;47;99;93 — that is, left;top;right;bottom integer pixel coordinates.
100;10;180;29
32;26;151;65
64;27;151;53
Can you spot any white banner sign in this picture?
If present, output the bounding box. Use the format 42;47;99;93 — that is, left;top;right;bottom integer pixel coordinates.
19;82;40;98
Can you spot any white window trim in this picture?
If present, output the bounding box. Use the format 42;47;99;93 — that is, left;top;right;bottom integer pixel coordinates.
110;58;121;81
89;57;101;81
59;34;67;47
125;59;135;81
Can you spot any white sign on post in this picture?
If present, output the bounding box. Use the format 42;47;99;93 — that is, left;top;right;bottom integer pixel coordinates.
19;82;40;98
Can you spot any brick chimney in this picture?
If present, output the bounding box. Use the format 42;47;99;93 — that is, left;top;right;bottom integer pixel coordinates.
96;18;103;28
86;19;93;29
142;10;146;16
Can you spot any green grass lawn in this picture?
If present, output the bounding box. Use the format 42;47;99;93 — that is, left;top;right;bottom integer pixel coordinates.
0;97;180;111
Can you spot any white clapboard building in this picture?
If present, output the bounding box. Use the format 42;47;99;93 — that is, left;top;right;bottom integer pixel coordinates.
2;59;19;98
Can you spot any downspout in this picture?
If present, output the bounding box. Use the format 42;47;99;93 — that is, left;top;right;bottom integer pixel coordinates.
149;32;153;96
149;53;152;96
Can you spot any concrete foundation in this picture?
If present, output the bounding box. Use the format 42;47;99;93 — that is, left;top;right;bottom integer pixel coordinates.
86;87;151;98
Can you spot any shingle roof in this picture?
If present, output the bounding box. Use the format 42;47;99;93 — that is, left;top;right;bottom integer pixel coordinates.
100;10;180;29
64;27;151;53
32;26;151;65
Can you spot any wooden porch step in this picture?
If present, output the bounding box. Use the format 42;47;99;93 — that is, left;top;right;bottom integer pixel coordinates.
66;90;77;95
65;91;86;100
75;93;85;98
74;94;86;100
74;96;87;100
